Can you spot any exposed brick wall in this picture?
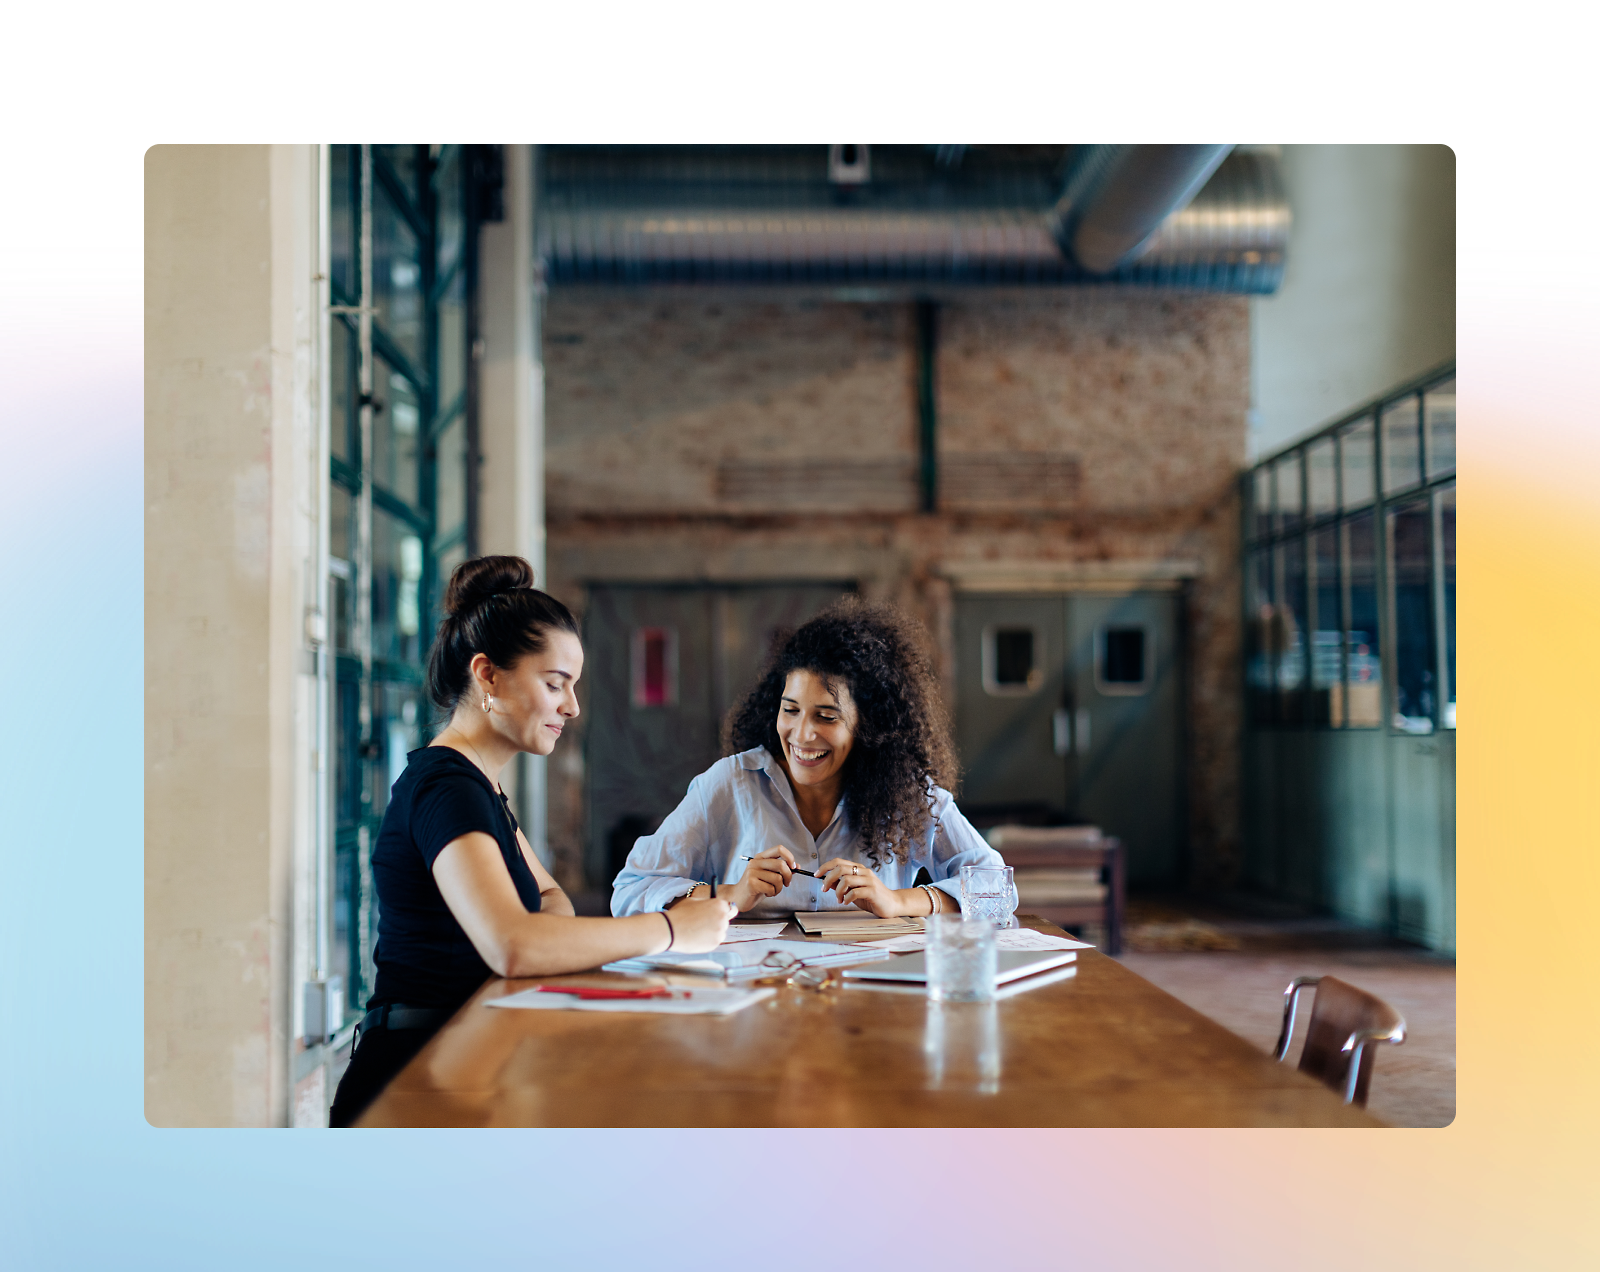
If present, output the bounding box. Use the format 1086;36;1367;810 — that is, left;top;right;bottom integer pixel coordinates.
542;288;1248;892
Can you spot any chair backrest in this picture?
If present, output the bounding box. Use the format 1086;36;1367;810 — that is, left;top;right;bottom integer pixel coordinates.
1294;975;1407;1107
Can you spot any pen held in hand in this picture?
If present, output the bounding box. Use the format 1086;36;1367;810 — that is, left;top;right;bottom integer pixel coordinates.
738;854;818;878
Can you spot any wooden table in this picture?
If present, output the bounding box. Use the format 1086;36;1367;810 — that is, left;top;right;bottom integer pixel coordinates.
357;918;1380;1127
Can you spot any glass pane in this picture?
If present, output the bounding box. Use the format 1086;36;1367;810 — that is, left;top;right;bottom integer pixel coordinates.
434;413;468;550
1275;453;1303;535
1390;496;1436;732
1307;437;1337;517
1277;538;1308;723
330;480;353;564
1251;466;1274;542
375;680;425;805
994;629;1036;685
329;144;356;302
433;537;469;624
330;483;355;652
1246;549;1276;725
332;668;362;1008
333;833;355;1014
1341;418;1375;509
1102;628;1146;684
435;146;465;283
1440;484;1455;727
437;266;467;426
373;507;425;666
334;674;362;829
373;182;425;370
1426;377;1455;479
374;144;420;203
372;358;421;505
1383;395;1422;494
1342;512;1382;727
330;317;357;466
1311;525;1341;724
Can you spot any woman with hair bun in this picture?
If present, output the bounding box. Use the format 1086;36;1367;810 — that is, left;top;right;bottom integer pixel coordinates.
611;597;1004;921
330;555;733;1127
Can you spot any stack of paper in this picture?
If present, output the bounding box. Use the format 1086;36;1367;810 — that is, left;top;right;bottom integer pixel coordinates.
603;938;892;982
793;911;924;941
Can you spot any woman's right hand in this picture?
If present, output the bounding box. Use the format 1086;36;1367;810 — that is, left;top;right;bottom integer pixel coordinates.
665;897;738;952
726;845;796;913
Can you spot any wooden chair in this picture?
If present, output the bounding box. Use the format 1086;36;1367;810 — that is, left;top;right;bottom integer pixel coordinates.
1275;975;1406;1106
987;827;1125;955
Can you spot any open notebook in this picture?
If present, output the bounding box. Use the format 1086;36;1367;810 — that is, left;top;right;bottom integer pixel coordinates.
603;938;891;982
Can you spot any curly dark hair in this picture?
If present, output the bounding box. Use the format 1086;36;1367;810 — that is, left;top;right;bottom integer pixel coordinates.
727;597;958;865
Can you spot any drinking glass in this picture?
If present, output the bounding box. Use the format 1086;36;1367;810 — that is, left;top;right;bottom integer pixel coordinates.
924;913;997;1003
960;864;1018;928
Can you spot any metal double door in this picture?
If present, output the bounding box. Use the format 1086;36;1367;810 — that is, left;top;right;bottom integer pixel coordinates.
954;591;1184;888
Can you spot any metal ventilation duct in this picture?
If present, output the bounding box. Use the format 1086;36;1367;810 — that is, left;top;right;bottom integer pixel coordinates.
1051;145;1233;273
537;145;1289;293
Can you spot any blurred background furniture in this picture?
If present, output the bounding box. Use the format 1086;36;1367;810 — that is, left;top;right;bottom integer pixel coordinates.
987;825;1124;955
1275;974;1407;1106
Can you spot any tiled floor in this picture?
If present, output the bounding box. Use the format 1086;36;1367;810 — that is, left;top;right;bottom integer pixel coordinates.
1112;896;1455;1128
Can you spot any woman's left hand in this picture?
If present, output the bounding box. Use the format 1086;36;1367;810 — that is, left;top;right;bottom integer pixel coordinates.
818;857;908;917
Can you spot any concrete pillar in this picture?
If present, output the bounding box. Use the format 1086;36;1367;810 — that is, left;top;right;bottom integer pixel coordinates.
145;145;322;1126
476;145;549;862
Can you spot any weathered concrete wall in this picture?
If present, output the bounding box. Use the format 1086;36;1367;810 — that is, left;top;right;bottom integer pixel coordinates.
1251;144;1455;456
146;145;320;1126
543;288;1249;890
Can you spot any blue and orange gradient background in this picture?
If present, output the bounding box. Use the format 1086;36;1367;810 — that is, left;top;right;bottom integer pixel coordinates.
2;14;1597;1266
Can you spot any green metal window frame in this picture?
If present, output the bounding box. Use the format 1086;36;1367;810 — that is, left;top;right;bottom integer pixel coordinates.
327;144;490;1016
1241;362;1455;735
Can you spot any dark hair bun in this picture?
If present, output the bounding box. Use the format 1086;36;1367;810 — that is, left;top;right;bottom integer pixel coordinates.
425;555;581;719
441;555;535;617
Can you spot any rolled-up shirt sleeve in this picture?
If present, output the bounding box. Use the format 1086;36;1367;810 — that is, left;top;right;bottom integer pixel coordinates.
920;788;1005;909
609;774;714;915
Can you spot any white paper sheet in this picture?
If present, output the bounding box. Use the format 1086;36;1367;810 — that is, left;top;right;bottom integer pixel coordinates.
996;928;1093;951
486;986;776;1015
717;923;789;944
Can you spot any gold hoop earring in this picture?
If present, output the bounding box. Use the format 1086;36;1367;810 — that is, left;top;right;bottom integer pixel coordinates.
481;692;493;714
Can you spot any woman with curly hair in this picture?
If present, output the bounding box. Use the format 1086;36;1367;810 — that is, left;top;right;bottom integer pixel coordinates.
611;598;1003;919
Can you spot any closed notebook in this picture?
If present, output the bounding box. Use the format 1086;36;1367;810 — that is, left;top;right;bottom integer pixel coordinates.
840;948;1077;985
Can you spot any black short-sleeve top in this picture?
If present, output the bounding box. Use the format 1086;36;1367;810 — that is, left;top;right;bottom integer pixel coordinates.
370;746;542;1010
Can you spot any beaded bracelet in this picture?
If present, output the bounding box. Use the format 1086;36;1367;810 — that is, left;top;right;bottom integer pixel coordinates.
920;883;942;915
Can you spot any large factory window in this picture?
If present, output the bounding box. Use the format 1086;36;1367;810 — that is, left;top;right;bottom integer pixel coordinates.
1243;365;1454;734
325;144;486;1018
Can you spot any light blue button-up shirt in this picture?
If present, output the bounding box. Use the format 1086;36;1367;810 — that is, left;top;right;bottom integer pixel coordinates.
609;746;1004;916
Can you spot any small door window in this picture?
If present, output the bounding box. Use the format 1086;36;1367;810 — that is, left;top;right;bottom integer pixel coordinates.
1096;625;1152;695
630;627;678;707
982;625;1044;696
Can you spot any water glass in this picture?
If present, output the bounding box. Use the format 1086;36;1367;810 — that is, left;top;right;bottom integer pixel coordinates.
924;913;997;1003
960;863;1018;928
